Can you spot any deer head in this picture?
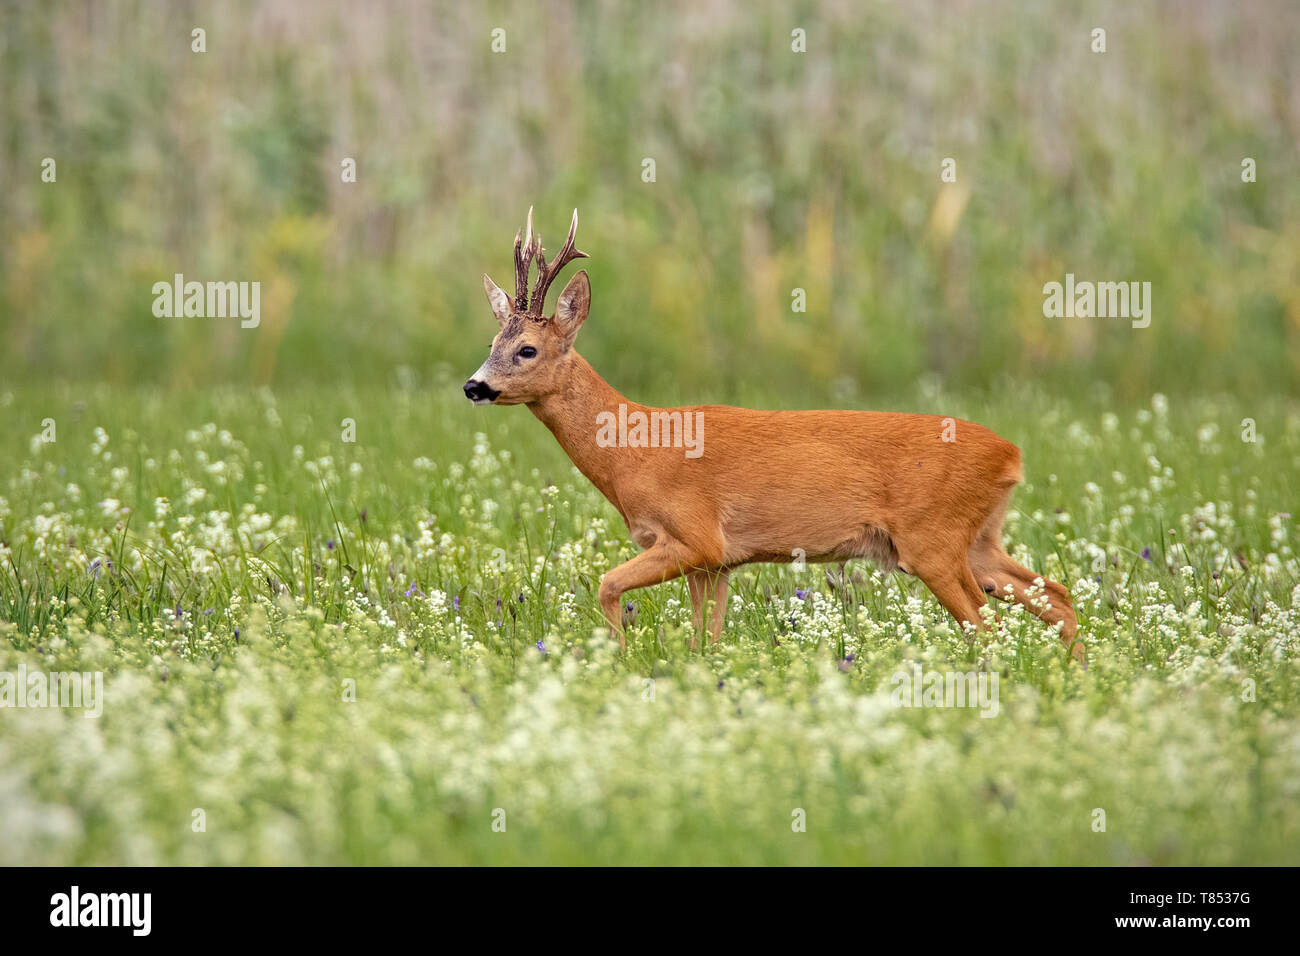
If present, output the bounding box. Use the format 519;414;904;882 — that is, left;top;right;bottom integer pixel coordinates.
464;207;591;405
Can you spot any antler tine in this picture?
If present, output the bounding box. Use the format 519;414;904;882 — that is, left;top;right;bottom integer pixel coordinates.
513;206;536;311
530;208;589;314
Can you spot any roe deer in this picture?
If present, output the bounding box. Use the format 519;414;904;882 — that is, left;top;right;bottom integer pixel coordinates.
464;209;1083;663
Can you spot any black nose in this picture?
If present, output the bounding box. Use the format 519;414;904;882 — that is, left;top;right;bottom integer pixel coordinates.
463;379;500;402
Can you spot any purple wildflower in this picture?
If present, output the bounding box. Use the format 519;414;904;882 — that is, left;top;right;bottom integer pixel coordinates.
326;540;335;550
536;640;547;654
453;596;460;611
1141;547;1151;561
795;588;808;600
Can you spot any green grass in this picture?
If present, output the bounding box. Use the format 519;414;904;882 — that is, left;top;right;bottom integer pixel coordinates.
3;0;1298;866
1;383;1297;864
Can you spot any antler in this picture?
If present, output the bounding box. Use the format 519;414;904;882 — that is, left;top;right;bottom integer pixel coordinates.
529;208;589;315
512;206;537;312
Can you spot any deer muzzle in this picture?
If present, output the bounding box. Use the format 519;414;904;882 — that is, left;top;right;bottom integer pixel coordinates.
463;378;500;404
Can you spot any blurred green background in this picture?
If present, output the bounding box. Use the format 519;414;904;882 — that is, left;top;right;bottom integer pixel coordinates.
2;0;1297;404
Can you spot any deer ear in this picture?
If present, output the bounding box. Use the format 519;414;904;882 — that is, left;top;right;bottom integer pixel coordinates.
482;274;512;328
554;270;590;343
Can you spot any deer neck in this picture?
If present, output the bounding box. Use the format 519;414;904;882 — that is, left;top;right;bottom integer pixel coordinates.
528;351;637;513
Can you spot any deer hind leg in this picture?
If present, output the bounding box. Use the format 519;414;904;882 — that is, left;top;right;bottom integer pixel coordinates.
967;503;1083;663
893;526;991;637
686;568;730;650
915;560;990;639
598;540;700;650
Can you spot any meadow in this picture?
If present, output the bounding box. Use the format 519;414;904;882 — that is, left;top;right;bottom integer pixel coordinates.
1;0;1298;866
1;382;1297;864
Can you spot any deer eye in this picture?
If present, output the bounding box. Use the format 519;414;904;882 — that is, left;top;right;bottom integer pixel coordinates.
518;346;537;359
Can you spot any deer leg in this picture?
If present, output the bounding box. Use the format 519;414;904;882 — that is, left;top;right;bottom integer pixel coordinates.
708;570;730;644
968;543;1083;663
965;494;1085;663
915;560;990;639
686;571;707;650
599;541;697;650
686;568;730;650
894;528;991;639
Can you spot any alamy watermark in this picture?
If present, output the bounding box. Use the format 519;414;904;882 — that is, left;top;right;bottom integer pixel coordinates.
1042;273;1151;328
890;664;999;718
595;404;704;459
0;664;103;718
50;886;150;936
152;273;260;328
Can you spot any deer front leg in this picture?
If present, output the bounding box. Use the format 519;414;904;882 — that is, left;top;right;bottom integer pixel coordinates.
598;541;697;649
686;569;730;650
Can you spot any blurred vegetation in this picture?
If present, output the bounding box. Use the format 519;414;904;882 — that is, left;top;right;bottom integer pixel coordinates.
2;0;1299;404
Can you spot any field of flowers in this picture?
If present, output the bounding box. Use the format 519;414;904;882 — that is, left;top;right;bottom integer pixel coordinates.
1;383;1298;865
